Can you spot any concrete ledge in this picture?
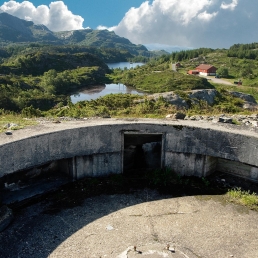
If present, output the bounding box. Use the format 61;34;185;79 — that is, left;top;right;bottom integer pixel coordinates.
1;118;258;181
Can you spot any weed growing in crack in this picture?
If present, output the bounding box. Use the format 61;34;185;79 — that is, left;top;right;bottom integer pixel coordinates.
227;187;258;210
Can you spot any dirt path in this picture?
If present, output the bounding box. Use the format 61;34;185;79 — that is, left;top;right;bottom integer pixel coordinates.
209;77;234;85
199;75;234;85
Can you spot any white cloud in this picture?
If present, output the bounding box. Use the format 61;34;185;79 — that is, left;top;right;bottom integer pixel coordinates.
154;0;213;25
97;25;116;31
113;0;217;46
0;0;256;49
198;11;218;21
220;0;238;10
0;1;84;31
111;0;258;48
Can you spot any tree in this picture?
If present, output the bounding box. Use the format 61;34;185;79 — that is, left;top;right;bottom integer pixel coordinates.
239;66;253;78
216;67;229;78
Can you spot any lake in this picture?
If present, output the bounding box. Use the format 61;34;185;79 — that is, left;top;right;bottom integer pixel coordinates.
70;62;145;103
70;83;145;103
107;62;144;69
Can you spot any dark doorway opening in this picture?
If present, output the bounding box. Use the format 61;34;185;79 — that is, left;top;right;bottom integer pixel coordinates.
123;133;162;175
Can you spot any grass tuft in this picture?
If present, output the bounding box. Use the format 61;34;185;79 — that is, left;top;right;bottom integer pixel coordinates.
227;187;258;210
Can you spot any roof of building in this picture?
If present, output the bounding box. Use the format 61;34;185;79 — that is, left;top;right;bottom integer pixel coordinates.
196;64;216;70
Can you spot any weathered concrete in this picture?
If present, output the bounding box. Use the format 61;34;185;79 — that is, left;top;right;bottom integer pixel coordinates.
1;118;258;182
0;206;13;232
165;153;217;177
1;190;258;258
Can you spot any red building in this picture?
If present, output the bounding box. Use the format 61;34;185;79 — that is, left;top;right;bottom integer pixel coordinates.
187;70;199;75
195;64;217;76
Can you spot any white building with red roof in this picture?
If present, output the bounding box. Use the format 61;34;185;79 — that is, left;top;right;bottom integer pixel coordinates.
195;64;217;76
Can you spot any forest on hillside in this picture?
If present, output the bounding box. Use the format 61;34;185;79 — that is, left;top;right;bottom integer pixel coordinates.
0;42;258;119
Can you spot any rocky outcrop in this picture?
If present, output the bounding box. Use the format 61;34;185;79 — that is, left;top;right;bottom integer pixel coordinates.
229;91;257;104
147;89;258;111
146;91;189;108
147;89;218;109
188;89;218;105
166;112;258;127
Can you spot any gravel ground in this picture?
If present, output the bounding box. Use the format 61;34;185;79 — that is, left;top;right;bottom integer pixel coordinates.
1;189;258;258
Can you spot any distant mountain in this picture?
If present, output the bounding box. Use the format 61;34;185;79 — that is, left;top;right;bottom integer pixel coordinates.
0;12;149;56
54;29;148;56
144;43;193;53
0;12;57;43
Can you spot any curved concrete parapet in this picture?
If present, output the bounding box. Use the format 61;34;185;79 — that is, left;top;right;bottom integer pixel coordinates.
1;118;258;181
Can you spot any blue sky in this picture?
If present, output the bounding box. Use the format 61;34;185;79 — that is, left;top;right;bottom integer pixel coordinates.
27;0;144;29
0;0;258;49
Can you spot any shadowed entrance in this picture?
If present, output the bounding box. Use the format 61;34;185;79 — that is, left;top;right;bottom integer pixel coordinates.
123;133;163;175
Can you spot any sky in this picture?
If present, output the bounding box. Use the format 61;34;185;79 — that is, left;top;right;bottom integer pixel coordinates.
0;0;258;49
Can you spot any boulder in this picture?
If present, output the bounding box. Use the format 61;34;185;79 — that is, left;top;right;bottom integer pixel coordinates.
147;92;189;108
188;89;218;105
242;102;258;111
219;117;233;124
229;91;257;104
3;123;19;129
147;89;218;109
166;112;186;119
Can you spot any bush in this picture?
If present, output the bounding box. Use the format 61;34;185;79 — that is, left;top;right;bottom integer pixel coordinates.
21;105;42;118
216;67;229;78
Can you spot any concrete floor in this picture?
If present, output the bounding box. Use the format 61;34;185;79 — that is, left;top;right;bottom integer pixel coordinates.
0;189;258;258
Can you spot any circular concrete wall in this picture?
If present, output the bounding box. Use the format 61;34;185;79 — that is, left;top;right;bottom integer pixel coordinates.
1;119;258;180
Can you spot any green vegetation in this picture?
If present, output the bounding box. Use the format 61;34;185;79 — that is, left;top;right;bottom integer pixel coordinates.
46;94;177;118
0;112;37;133
0;65;110;112
0;50;110;76
227;188;258;211
110;65;212;93
174;45;258;86
1;42;258;128
227;43;258;60
0;44;135;63
216;67;229;78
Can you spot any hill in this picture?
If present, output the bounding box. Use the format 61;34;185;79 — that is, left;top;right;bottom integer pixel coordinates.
0;13;57;43
0;13;149;56
0;51;110;76
54;29;148;56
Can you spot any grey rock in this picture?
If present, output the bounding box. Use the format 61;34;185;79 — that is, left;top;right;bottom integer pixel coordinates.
188;89;218;105
167;112;186;120
173;112;186;120
148;92;189;108
229;91;257;104
242;102;258;111
3;123;19;129
189;115;202;121
219;117;233;123
251;121;258;127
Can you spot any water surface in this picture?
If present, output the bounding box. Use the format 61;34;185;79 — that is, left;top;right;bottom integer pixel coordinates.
71;84;145;103
70;62;146;103
107;62;144;69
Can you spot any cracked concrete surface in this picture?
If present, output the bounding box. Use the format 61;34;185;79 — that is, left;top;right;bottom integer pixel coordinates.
0;190;258;258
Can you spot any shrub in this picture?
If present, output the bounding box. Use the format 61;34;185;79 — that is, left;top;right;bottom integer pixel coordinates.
21;105;42;118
